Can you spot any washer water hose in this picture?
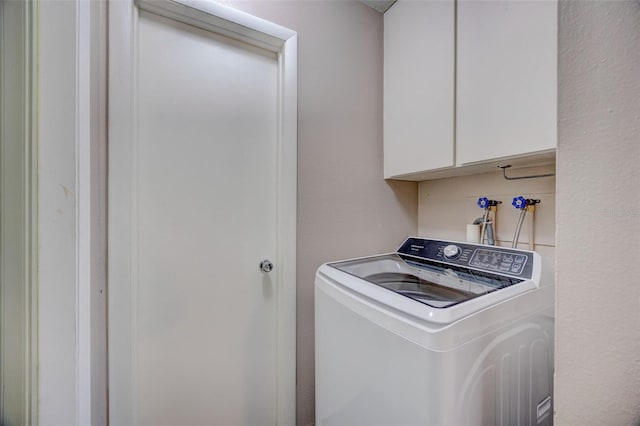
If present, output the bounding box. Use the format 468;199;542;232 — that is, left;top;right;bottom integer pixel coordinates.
528;204;536;251
511;197;540;249
476;198;502;245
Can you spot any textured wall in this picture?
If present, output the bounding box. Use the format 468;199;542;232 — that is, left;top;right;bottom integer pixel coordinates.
221;2;418;425
556;1;640;424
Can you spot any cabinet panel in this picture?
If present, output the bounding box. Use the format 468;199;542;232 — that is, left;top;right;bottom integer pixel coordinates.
384;0;454;178
456;0;557;165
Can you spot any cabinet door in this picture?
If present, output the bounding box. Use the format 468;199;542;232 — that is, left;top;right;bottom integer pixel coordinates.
456;0;557;165
384;0;454;178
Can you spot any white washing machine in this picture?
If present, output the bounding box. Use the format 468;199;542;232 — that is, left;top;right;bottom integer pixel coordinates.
315;237;554;426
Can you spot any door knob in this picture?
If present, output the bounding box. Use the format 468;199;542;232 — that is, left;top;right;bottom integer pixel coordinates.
259;260;274;273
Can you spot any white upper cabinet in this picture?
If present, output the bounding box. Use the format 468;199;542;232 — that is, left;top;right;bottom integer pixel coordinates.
384;0;557;180
384;0;455;178
456;0;557;165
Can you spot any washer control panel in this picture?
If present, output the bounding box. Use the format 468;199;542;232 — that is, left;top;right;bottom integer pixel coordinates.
397;238;534;279
469;249;528;275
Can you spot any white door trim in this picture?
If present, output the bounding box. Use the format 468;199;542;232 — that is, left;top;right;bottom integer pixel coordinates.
108;1;297;424
0;0;38;423
37;0;108;424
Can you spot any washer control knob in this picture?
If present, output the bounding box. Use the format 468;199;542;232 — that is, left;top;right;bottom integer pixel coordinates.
443;244;462;260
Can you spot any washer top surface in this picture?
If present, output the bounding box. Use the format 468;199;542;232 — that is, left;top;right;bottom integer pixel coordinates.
319;237;542;324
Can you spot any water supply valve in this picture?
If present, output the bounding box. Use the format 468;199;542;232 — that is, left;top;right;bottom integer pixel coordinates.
477;197;502;209
512;196;541;210
512;196;528;210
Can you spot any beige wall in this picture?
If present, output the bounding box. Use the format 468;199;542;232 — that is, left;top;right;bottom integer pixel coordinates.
221;2;418;424
556;1;640;424
418;165;556;288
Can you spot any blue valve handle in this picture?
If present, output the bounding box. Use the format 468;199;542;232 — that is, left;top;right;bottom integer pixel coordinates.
512;196;541;209
477;197;502;209
477;197;490;209
512;196;528;209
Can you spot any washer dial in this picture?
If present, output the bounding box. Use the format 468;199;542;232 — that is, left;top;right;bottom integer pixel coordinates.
443;244;462;260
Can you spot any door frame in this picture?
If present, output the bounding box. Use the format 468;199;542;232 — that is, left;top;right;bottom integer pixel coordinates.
108;0;297;424
0;0;38;423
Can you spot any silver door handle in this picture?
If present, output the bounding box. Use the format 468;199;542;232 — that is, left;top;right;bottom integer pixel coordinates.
259;260;274;273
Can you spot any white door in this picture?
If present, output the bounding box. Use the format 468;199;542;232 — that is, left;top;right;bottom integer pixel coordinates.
108;2;297;425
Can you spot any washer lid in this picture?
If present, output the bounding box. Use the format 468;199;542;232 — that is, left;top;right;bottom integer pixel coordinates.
330;253;523;309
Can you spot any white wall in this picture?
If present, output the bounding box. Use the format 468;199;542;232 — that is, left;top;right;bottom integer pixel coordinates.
556;1;640;424
222;2;418;424
418;165;556;288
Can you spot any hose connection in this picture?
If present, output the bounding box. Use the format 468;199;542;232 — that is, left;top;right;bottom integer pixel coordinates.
476;198;502;245
511;197;541;248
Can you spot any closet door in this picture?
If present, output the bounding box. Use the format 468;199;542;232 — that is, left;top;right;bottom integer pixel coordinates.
108;2;297;424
